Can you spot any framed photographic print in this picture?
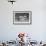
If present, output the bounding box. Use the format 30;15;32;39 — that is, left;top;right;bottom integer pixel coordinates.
13;11;32;25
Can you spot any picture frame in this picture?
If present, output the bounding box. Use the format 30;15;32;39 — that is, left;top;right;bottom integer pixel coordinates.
13;11;32;25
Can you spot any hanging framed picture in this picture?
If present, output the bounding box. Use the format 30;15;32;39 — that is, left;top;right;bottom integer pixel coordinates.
13;11;32;25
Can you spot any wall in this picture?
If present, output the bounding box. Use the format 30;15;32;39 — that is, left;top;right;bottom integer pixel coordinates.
0;0;46;41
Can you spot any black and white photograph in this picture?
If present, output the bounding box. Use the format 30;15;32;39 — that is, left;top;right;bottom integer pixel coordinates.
13;11;32;25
